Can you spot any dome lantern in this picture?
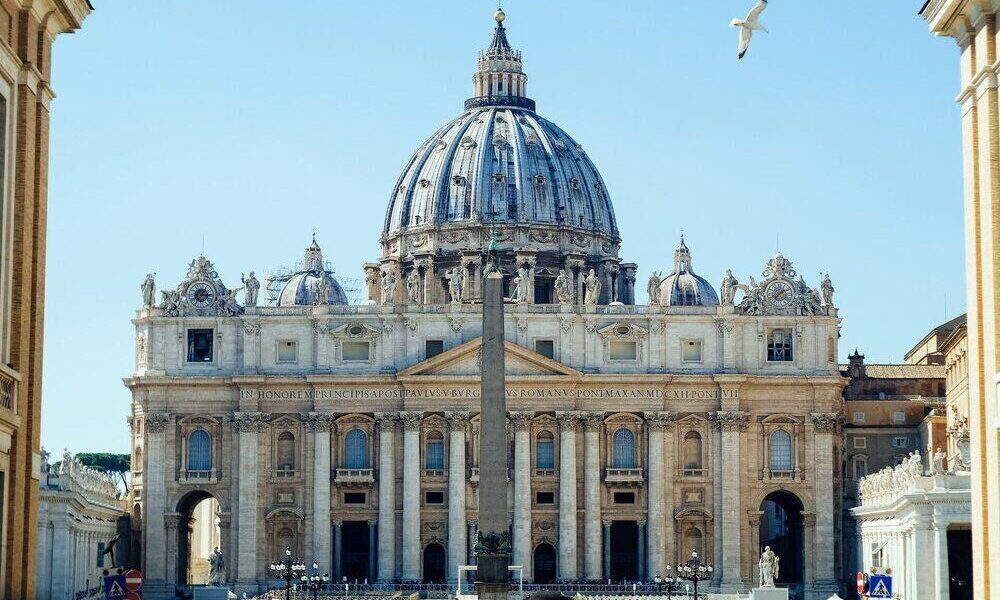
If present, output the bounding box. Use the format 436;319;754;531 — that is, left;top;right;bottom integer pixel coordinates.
658;236;719;307
467;8;534;111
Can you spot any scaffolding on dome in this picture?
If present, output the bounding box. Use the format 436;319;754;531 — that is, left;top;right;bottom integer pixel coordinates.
262;259;364;306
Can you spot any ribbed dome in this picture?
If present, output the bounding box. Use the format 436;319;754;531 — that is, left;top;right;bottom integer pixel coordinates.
277;238;350;306
658;237;719;307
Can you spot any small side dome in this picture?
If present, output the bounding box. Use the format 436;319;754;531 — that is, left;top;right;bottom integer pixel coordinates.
277;237;350;306
658;237;719;307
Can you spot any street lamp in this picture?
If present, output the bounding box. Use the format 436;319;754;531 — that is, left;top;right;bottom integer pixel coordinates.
656;567;684;600
269;546;307;600
675;550;713;600
299;560;330;600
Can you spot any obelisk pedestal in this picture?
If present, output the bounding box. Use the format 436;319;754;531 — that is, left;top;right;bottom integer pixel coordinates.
475;265;511;600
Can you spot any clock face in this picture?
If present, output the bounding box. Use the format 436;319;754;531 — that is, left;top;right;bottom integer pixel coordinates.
187;281;216;308
765;280;796;309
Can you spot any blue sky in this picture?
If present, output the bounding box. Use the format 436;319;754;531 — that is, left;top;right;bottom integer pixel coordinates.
42;1;964;453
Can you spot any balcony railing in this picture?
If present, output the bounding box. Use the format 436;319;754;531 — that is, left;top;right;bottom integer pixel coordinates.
272;468;300;479
767;469;796;480
181;469;215;482
534;468;556;478
0;364;17;416
604;467;644;486
334;468;375;486
468;467;511;485
424;468;446;478
680;468;704;478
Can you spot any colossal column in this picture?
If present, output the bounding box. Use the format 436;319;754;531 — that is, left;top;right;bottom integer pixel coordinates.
582;413;603;580
309;413;334;575
401;411;424;581
447;411;471;581
234;412;266;593
375;413;399;581
511;411;534;577
810;413;839;594
645;412;676;578
143;413;170;593
713;410;747;591
556;411;580;581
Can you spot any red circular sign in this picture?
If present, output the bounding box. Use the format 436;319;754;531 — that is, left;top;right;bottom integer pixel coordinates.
124;569;143;592
857;572;865;594
125;592;141;600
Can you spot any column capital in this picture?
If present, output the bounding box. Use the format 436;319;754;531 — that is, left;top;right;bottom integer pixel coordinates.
145;413;172;434
581;412;605;431
467;520;478;528
645;411;678;431
368;519;379;527
400;411;424;431
446;411;471;429
556;411;585;430
810;412;842;434
374;412;399;428
509;411;534;431
710;410;749;432
232;411;268;433
303;412;335;432
602;519;612;528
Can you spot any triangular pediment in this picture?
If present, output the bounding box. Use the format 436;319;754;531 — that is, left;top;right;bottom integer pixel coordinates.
398;337;581;378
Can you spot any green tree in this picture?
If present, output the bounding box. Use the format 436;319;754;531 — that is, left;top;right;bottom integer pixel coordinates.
76;452;131;492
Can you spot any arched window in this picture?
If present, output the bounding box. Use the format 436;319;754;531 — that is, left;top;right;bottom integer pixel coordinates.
612;428;636;468
426;431;444;470
683;431;703;470
536;431;555;470
188;430;212;471
277;432;296;470
345;429;368;469
684;527;704;559
769;430;793;472
853;455;868;480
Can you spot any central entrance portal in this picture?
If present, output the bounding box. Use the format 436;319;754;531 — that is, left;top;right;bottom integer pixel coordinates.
609;521;639;581
341;521;371;582
759;491;804;589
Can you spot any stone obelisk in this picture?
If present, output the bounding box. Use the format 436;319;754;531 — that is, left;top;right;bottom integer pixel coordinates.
476;230;510;600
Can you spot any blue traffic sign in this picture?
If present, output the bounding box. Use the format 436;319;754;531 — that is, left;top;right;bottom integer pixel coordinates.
868;574;893;598
103;573;127;599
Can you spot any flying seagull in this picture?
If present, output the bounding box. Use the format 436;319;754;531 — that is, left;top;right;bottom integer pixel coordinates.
730;0;768;62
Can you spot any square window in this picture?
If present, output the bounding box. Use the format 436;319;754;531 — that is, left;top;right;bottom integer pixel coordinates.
892;411;906;424
535;491;555;505
682;340;703;363
892;437;908;449
854;458;868;480
613;492;635;504
425;491;445;505
344;492;366;505
276;340;298;364
425;340;445;359
853;437;867;449
535;340;555;359
342;341;371;361
767;329;793;362
608;341;637;361
186;329;214;363
853;411;866;424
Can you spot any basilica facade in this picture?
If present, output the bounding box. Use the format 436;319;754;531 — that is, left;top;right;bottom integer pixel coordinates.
126;10;846;600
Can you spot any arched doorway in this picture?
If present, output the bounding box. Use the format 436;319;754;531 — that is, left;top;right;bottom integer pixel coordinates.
759;491;804;589
422;543;446;583
176;491;221;587
533;543;557;584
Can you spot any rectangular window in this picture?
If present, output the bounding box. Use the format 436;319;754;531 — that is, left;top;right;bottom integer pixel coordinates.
853;437;867;449
535;491;555;505
682;340;703;363
613;492;635;504
608;341;637;361
97;542;105;567
892;411;906;424
425;340;445;359
853;411;866;424
535;340;555;360
276;340;298;364
892;437;908;449
342;341;371;361
767;329;793;362
344;492;366;505
425;491;445;505
854;458;868;480
186;329;214;363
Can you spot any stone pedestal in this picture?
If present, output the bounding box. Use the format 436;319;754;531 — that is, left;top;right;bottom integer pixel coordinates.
750;588;789;600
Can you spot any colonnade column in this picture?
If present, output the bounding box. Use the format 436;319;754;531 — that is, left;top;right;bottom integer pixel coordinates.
49;522;70;600
309;413;334;575
602;520;611;580
713;410;748;591
447;412;470;581
810;413;839;590
583;413;603;580
467;521;478;566
934;522;951;600
375;413;399;581
143;413;170;592
556;412;580;581
401;412;423;581
234;412;266;593
645;412;675;578
637;520;647;581
333;521;343;580
511;412;534;578
368;520;378;581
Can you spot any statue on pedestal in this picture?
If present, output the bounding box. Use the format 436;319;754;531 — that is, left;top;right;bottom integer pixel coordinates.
555;270;572;304
141;273;156;308
821;273;835;308
758;546;779;587
584;269;602;305
720;269;738;306
208;546;226;586
381;271;397;306
446;267;464;304
647;271;661;305
932;448;946;475
406;270;421;304
243;272;260;307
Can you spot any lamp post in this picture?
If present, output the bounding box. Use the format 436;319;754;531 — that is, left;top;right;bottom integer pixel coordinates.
269;546;307;600
655;570;683;600
675;550;712;600
299;560;330;600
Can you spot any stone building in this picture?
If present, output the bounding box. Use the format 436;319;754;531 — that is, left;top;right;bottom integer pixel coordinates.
36;450;125;600
126;10;845;600
922;1;1000;596
0;2;91;598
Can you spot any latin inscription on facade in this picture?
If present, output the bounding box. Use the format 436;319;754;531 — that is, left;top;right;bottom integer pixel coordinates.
240;388;738;401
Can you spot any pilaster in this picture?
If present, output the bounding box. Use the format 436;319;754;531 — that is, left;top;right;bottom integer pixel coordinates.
582;412;603;580
510;411;534;578
400;411;423;581
712;410;748;590
447;411;470;581
556;411;581;580
375;412;399;581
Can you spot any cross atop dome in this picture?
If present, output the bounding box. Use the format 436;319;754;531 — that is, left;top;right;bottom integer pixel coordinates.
466;7;534;111
673;235;693;274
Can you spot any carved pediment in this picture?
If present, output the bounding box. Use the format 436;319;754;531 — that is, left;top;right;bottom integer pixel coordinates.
328;322;382;338
397;338;580;378
597;322;648;340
